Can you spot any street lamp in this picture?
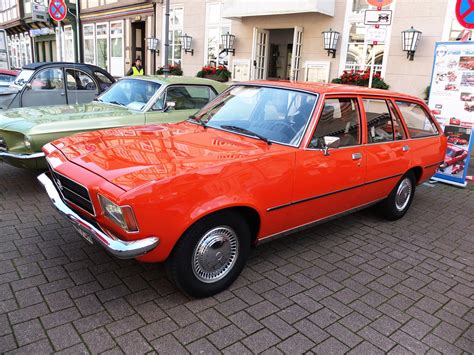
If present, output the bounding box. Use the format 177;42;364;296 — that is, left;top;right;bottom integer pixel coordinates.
147;36;159;73
181;33;194;55
220;32;236;56
401;26;422;61
322;28;340;58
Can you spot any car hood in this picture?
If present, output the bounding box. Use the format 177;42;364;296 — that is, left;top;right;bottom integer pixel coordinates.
51;122;283;191
0;102;130;133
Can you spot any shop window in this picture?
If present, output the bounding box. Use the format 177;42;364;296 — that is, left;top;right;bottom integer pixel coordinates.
205;2;231;67
63;26;75;62
83;24;95;65
110;21;124;77
340;0;393;76
396;101;439;138
96;23;108;71
167;6;183;65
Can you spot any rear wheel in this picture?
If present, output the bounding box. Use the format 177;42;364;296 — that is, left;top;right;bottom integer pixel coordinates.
379;172;416;221
165;211;250;298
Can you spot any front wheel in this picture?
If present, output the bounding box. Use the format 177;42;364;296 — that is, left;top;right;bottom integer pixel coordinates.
379;172;416;221
165;211;251;298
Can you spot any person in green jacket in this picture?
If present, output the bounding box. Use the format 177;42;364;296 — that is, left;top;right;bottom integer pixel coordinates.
127;57;144;76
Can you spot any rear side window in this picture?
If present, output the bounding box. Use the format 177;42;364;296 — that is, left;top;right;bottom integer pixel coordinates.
363;99;406;143
395;101;438;138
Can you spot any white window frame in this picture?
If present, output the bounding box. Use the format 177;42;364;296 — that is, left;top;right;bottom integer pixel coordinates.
110;20;124;76
338;0;396;78
96;22;109;71
83;23;96;65
204;1;232;67
162;5;184;66
63;25;75;62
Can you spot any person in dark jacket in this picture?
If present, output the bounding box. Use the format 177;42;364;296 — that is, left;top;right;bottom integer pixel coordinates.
127;58;144;76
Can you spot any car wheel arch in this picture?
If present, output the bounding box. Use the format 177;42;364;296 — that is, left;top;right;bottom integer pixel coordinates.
409;166;423;184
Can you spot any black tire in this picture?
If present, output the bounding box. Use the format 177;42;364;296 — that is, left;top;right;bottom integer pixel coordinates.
165;211;251;298
378;172;416;221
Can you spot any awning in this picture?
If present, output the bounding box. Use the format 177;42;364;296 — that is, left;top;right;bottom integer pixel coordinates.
222;0;335;18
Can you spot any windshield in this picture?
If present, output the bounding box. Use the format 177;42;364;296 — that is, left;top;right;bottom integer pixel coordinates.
12;69;34;87
194;86;317;146
98;79;161;111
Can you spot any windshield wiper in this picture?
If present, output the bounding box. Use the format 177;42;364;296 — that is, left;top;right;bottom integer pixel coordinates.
108;100;125;107
93;98;103;102
220;125;271;145
188;115;207;128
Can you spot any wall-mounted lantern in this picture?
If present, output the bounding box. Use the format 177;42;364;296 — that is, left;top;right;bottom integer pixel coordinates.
181;33;194;55
401;26;422;61
322;28;340;58
220;32;236;56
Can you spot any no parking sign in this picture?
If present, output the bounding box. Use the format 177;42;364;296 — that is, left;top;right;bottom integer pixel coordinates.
48;0;67;22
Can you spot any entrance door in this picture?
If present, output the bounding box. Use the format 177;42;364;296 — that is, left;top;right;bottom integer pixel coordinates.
251;28;269;80
290;26;303;81
131;22;145;69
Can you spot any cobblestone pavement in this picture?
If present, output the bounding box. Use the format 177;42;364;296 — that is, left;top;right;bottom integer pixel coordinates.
0;161;473;354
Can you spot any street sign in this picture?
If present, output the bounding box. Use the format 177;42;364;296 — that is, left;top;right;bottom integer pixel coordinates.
48;0;67;22
366;26;387;43
456;0;474;29
364;10;392;25
32;3;48;22
366;0;393;6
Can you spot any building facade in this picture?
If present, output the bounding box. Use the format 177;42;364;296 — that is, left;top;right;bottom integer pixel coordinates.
1;0;472;97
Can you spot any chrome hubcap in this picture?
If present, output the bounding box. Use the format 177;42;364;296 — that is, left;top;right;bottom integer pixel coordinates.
192;226;239;283
395;178;412;211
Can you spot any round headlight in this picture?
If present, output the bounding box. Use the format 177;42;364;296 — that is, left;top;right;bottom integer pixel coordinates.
24;135;32;150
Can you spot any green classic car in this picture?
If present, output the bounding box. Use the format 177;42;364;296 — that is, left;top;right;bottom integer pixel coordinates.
0;76;227;169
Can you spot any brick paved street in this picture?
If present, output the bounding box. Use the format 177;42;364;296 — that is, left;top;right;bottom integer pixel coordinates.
0;160;473;354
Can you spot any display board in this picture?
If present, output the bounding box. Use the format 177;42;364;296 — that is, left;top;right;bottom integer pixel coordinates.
304;61;330;83
429;41;474;187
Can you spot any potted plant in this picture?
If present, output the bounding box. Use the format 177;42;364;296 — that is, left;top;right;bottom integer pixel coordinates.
331;69;389;90
156;65;183;76
196;65;231;82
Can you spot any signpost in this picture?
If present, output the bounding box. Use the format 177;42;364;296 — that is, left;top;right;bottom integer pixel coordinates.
364;10;392;25
48;0;67;22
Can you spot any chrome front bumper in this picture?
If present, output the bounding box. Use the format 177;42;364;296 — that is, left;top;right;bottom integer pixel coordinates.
37;173;160;259
0;151;45;159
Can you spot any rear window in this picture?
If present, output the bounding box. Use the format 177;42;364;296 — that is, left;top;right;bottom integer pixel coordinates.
395;101;439;138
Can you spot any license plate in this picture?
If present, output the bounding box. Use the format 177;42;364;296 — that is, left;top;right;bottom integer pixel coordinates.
73;226;94;245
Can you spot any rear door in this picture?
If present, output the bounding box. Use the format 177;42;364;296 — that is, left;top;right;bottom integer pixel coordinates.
291;96;367;227
146;85;218;124
359;97;411;204
21;67;67;107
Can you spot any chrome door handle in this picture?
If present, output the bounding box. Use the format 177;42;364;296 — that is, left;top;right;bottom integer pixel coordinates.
352;153;362;160
402;145;410;152
60;92;66;96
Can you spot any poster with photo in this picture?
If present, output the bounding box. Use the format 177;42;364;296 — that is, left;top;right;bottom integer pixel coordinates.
429;42;474;187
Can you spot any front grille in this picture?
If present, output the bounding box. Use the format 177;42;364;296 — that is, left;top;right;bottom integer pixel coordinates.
49;167;95;216
0;136;7;152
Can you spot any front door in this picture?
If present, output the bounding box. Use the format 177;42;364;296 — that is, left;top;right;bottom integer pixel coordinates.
131;22;146;69
291;96;366;227
65;68;99;104
290;26;303;81
21;67;67;107
251;28;269;80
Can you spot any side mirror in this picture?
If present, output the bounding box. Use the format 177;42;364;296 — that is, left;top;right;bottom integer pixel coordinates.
321;136;340;156
164;101;176;112
25;83;32;90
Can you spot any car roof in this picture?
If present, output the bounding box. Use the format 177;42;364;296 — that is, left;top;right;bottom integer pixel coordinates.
242;80;422;101
0;69;18;76
22;62;105;71
121;75;228;87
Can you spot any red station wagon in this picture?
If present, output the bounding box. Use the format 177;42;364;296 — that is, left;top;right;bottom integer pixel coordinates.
38;82;447;297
